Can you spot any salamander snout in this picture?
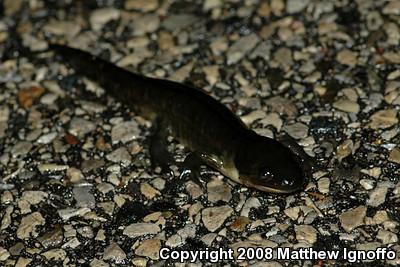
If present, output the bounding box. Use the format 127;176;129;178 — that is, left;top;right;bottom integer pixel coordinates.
235;134;307;193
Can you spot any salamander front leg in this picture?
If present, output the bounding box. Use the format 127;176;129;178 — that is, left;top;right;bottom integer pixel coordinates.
179;151;209;185
149;120;174;174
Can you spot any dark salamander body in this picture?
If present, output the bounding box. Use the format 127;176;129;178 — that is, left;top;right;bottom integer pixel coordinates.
51;44;307;193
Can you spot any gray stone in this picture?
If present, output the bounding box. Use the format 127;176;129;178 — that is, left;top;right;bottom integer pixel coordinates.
111;121;140;144
202;205;233;232
123;223;160;238
339;206;367;232
227;34;259;65
103;242;126;263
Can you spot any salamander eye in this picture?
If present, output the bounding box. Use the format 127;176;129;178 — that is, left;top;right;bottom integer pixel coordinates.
259;168;274;182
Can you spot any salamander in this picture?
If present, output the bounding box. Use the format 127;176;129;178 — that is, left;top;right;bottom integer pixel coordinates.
50;44;308;193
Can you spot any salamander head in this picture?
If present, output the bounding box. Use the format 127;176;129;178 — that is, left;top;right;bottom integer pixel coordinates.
234;134;307;193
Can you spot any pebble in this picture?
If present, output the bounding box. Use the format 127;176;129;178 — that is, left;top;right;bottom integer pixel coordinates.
90;8;120;32
58;207;91;221
103;242;126;264
317;177;330;194
125;0;158;12
367;182;389;207
21;191;48;205
336;49;358;67
388;147;400;164
69;117;96;138
38;163;68;174
376;229;398;245
286;0;310;14
11;141;33;158
42;249;66;261
265;96;298;117
140;182;160;199
90;259;109;267
123;223;160;238
106;147;131;166
18;86;45;109
17;212;45;239
339;206;367;232
283;122;309;139
133;15;160;36
37;132;57;144
186;181;204;199
162;14;198;32
66;168;84;183
166;224;196;247
336;139;353;162
135;238;161;260
111;121;140;144
367;109;398;129
333;99;360;113
43;20;81;37
207;179;232;203
227;34;260;65
273;47;293;70
73;185;96;208
202;205;233;232
0;247;10;261
38;227;64;249
295;225;317;245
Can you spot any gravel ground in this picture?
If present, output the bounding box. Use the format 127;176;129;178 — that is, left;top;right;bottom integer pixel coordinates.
0;0;400;266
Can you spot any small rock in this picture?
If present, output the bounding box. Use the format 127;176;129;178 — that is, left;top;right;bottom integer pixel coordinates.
43;20;81;36
284;206;300;220
227;34;260;65
66;168;84;183
317;177;330;194
106;147;131;166
295;225;317;245
367;109;398;129
135;238;161;260
17;212;45;239
186;181;204;199
90;259;109;267
207;179;232;203
37;132;57;144
111;121;140;144
21;191;48;205
90;8;120;32
103;242;126;263
389;147;400;164
58;207;91;221
286;0;310;13
336;139;353;162
125;0;158;11
38;227;64;249
42;249;67;261
140;182;160;199
367;182;389;207
133;15;160;36
123;223;160;238
0;247;10;261
202;205;233;232
376;229;398;244
273;47;293;70
339;206;367;232
38;163;68;174
283;122;309;139
333;99;360;113
336;49;358;67
73;185;96;208
11;141;33;158
265;96;298;118
162;14;198;32
69;117;96;138
18;86;45;108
